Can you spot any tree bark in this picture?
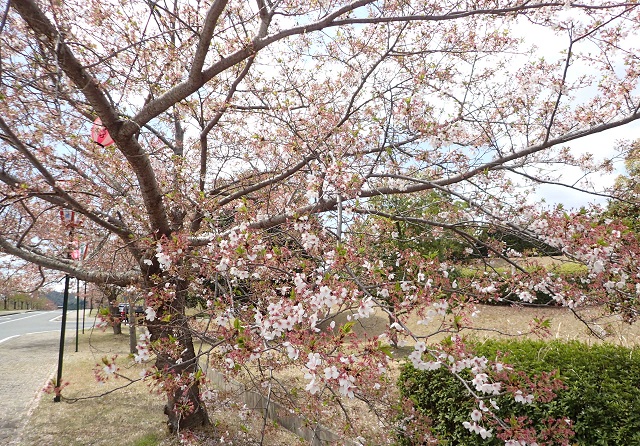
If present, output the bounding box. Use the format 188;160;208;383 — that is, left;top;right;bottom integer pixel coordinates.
109;302;122;335
128;302;137;354
148;280;209;432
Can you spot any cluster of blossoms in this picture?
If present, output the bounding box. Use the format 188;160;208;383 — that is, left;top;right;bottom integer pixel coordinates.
254;300;306;340
155;247;172;270
302;350;381;399
43;378;69;397
94;355;119;383
525;208;640;320
303;352;323;394
95;311;118;329
416;299;448;326
407;341;441;371
463;417;493;439
134;331;152;363
131;209;612;443
304;156;364;200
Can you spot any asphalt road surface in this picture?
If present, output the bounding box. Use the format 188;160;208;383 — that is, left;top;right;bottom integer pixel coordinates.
0;311;93;445
0;311;60;341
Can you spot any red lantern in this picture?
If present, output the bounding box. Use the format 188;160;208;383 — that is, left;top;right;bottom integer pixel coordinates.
91;117;114;147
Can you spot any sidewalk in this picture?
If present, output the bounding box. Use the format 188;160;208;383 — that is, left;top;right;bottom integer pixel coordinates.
0;331;58;446
50;309;96;321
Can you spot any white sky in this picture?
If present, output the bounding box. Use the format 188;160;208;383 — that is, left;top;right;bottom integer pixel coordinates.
543;120;640;206
511;9;640;209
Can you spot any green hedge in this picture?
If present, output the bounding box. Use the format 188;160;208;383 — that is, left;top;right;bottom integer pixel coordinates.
397;340;640;445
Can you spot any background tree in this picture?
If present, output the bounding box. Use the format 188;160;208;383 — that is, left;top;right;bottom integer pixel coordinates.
96;284;126;335
606;140;640;232
2;0;640;442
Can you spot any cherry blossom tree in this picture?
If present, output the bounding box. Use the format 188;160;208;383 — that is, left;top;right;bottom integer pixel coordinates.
2;0;640;442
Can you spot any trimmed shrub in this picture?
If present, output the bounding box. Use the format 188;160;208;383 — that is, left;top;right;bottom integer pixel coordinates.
397;340;640;445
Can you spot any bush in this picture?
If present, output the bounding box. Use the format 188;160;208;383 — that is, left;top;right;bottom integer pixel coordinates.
397;339;640;445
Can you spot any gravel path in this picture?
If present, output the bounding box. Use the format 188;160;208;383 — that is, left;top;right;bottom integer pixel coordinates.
0;331;59;446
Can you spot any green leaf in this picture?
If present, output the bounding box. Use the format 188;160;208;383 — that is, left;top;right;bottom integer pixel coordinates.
378;343;393;358
341;321;355;334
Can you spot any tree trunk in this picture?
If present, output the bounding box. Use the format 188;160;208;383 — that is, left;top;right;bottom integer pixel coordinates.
129;302;137;354
109;301;122;335
148;280;209;432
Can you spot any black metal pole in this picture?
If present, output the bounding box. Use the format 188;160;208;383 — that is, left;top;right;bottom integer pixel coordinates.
82;281;86;334
54;274;70;402
75;278;79;352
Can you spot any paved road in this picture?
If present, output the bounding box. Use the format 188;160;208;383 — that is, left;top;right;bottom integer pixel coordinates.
0;311;59;341
0;311;94;445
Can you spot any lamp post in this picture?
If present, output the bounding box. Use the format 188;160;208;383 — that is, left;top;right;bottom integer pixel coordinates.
82;281;87;334
54;209;81;402
79;244;89;337
75;277;79;353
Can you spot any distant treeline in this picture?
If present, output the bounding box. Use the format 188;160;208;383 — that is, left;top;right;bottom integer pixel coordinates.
43;290;87;310
0;291;57;311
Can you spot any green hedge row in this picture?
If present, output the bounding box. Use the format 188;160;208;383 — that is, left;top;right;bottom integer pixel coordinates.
397;340;640;445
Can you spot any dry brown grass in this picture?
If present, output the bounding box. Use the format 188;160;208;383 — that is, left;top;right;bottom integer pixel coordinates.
16;328;302;446
17;304;640;446
16;330;169;446
340;303;640;347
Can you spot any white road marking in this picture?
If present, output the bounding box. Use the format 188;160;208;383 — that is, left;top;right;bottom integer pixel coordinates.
0;335;20;344
0;311;57;325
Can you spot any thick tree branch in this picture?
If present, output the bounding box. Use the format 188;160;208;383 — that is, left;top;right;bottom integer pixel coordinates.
0;236;140;286
359;111;640;198
11;0;172;238
10;0;118;129
189;0;230;80
330;2;637;26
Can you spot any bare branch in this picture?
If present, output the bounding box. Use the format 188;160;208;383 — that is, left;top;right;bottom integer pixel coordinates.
189;0;230;80
0;236;139;286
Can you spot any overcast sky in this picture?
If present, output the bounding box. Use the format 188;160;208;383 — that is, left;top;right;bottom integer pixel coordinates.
511;10;639;209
